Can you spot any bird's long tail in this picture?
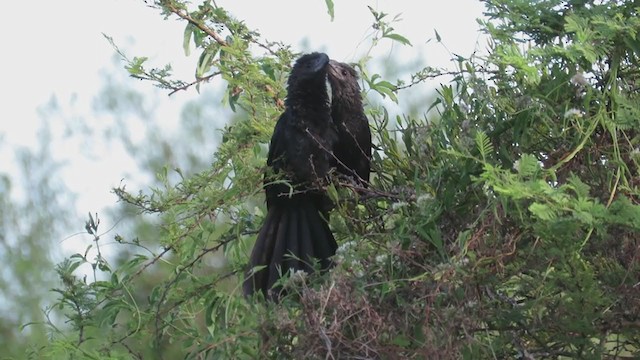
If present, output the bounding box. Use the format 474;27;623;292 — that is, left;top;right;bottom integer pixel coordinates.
243;198;337;299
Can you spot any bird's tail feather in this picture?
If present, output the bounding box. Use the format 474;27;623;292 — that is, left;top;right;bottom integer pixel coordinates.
244;199;337;299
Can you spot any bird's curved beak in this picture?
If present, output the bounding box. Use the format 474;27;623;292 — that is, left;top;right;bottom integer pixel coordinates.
325;60;342;105
327;60;340;78
310;53;330;73
326;77;333;105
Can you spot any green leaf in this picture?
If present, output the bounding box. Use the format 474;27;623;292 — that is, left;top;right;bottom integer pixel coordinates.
125;56;148;76
384;33;412;46
205;293;221;329
566;175;591;198
529;202;557;220
375;85;398;103
324;0;334;21
67;258;84;274
376;80;396;90
392;334;411;347
516;153;541;177
196;49;215;78
183;23;194;56
475;131;493;161
326;183;339;203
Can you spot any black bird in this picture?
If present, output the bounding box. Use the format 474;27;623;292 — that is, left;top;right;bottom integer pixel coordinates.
244;52;339;299
327;60;371;185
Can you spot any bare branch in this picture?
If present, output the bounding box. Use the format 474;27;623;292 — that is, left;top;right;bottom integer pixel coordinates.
168;71;222;96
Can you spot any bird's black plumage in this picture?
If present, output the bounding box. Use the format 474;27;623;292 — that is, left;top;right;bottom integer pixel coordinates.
244;53;339;299
244;54;372;300
327;60;372;185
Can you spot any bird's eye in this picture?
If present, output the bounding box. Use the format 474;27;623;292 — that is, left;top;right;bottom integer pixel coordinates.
341;70;348;76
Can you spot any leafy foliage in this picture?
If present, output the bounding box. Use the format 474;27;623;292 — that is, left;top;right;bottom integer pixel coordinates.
32;0;640;359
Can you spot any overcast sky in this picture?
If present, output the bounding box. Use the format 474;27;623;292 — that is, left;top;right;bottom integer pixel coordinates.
0;0;486;256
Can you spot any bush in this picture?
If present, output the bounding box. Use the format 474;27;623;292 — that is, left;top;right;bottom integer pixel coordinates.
35;1;640;359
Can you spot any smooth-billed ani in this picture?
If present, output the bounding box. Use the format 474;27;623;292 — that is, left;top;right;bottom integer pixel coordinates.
243;54;371;300
243;52;338;299
327;60;371;185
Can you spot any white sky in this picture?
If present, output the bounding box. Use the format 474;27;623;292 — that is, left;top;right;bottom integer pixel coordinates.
0;0;486;257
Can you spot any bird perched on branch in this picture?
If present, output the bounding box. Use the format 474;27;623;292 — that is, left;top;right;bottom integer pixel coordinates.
327;60;371;186
243;53;370;299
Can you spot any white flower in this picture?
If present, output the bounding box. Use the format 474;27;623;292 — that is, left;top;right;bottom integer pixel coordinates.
336;241;355;254
375;254;388;264
564;108;583;119
416;194;433;205
285;269;308;286
570;72;588;87
392;201;408;210
291;269;307;282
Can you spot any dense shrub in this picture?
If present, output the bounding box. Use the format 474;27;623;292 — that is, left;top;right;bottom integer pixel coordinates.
36;1;640;359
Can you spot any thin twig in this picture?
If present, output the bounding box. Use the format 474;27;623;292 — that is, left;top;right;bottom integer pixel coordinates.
168;71;222;96
162;1;228;47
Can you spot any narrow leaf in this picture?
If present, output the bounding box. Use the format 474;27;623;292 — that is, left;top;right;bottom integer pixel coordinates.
384;33;412;46
183;24;193;56
324;0;335;21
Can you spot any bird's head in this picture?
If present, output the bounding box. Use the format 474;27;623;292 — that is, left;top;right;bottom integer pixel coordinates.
287;52;332;107
327;60;360;97
288;52;330;84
